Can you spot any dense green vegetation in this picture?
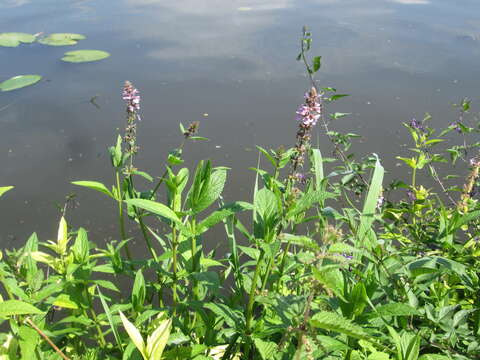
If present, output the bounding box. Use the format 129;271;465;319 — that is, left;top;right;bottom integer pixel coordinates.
0;29;479;360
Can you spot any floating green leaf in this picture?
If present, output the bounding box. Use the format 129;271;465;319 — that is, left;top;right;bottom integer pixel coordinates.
38;33;85;46
61;50;110;63
0;33;35;47
0;186;13;198
0;75;42;92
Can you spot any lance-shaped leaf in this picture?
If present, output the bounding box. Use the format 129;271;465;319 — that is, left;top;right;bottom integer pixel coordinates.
119;311;147;359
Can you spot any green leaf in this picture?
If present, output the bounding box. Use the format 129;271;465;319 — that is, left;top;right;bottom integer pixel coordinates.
18;325;39;359
373;303;420;318
279;233;319;250
313;56;322;72
125;199;181;225
53;294;79;310
97;287;123;351
310;311;371;341
0;186;13;198
72;180;114;198
196;201;252;234
0;300;43;317
61;50;110;63
119;311;147;359
311;148;324;190
204;303;245;329
72;227;89;263
0;32;35;47
253;338;277;360
255;187;279;221
191;168;227;214
357;155;384;249
288;189;333;217
38;33;85;46
132;270;146;312
418;355;450;360
146;316;172;360
312;266;346;301
0;75;42;92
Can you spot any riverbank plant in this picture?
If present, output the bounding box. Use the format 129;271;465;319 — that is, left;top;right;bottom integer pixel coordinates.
0;28;479;360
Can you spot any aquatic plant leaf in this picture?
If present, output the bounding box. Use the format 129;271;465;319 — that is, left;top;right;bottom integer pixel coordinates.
38;33;85;46
0;300;43;317
61;50;110;63
0;186;13;198
0;75;41;92
0;32;35;47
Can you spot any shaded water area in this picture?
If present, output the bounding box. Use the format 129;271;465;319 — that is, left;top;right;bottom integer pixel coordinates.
1;0;480;252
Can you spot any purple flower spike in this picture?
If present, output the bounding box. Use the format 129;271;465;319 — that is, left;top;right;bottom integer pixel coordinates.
123;81;141;114
296;88;321;128
450;121;461;133
409;118;426;133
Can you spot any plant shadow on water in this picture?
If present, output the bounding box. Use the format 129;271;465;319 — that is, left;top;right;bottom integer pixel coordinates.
0;26;480;360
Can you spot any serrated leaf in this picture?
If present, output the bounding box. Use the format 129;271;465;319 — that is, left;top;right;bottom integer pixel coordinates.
192;168;227;214
310;311;370;341
253;338;277;360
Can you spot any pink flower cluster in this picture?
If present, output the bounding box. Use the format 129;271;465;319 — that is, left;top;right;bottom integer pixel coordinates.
295;90;321;127
122;81;140;113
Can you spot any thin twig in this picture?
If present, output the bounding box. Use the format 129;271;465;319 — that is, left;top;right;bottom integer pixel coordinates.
25;318;71;360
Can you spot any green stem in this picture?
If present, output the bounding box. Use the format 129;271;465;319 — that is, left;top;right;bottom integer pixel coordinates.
172;226;179;310
85;287;106;347
245;250;265;334
275;242;291;291
116;171;131;260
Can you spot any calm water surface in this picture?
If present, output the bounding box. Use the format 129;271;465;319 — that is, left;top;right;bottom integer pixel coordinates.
1;0;480;250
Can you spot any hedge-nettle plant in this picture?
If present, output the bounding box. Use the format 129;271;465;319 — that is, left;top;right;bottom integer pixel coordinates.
0;27;478;360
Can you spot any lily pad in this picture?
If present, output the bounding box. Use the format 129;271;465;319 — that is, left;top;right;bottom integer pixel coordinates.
61;50;110;63
0;75;42;92
0;33;36;47
39;33;85;46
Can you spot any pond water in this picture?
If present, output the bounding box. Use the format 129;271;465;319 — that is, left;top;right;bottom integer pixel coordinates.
1;0;480;251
